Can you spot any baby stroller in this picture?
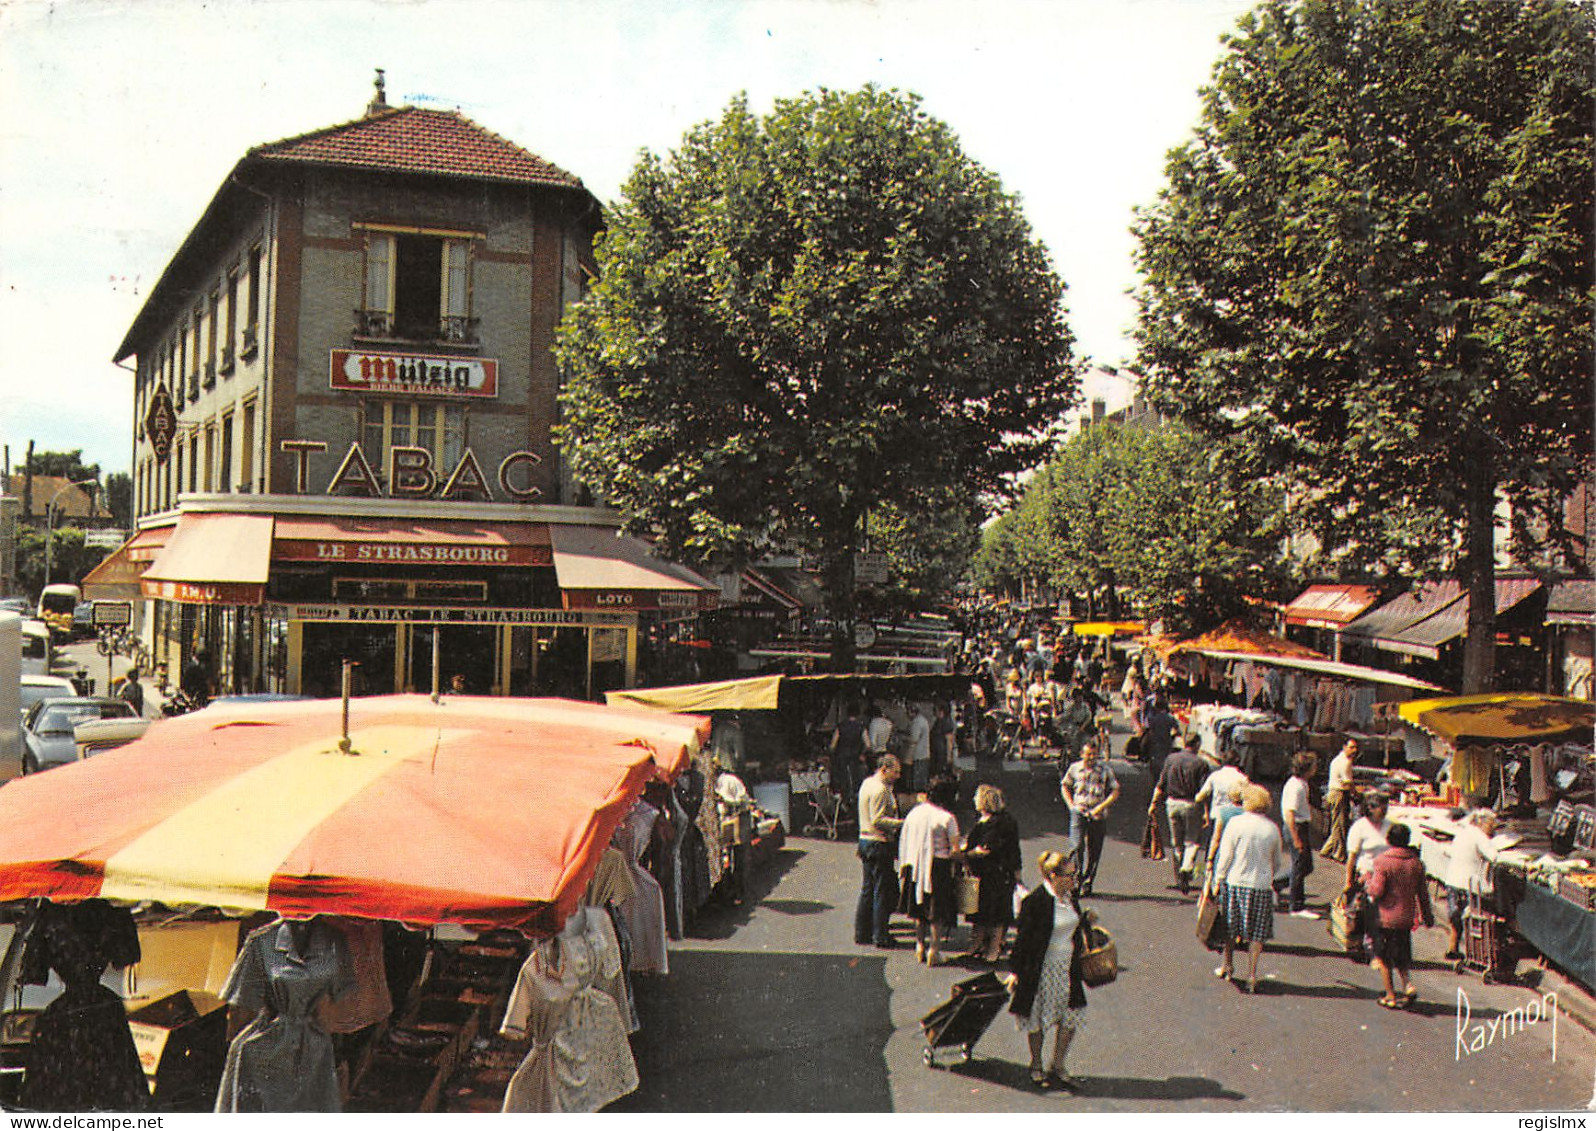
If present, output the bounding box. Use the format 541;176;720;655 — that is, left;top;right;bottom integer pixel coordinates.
987;710;1026;760
802;780;850;840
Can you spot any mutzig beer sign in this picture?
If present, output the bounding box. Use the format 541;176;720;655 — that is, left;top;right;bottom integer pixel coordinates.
331;349;498;398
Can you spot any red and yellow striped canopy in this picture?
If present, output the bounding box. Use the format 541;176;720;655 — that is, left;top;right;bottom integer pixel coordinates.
0;695;708;935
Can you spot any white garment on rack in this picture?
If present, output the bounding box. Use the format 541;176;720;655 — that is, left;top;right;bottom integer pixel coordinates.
612;801;670;975
499;907;638;1113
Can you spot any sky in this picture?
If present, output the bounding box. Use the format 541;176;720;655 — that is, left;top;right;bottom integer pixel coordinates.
0;0;1258;479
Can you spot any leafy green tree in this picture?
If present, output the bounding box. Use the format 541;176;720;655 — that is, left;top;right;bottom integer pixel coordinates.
862;490;985;617
14;527;112;596
24;450;100;484
1132;0;1594;691
556;86;1078;666
979;422;1282;632
105;472;133;528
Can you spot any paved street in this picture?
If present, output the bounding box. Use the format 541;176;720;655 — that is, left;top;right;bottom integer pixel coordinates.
618;725;1596;1113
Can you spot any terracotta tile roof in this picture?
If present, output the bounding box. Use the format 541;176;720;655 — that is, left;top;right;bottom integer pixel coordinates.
249;105;585;190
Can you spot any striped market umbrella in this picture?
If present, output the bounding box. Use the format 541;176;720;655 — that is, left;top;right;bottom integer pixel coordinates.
0;694;708;934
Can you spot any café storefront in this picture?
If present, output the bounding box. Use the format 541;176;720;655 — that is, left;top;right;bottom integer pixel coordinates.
87;496;718;702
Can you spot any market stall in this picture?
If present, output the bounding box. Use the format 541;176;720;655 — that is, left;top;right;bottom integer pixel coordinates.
0;694;710;1113
609;672;968;845
1144;624;1443;779
1388;693;1595;992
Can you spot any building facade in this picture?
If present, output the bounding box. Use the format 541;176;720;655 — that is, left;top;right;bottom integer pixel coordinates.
94;80;714;699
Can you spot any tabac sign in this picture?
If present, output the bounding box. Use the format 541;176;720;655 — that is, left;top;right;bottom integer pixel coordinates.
143;385;177;462
331;349;498;399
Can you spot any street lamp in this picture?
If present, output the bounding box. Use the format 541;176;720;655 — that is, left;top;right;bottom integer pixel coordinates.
42;477;98;588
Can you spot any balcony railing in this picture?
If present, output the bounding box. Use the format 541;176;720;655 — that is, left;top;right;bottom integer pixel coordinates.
241;324;259;360
202;361;217;389
354;309;480;347
219;346;235;376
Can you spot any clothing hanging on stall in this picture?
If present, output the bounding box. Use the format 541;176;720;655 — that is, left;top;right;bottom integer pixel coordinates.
1450;747;1494;798
314;918;392;1035
215;918;354;1112
19;900;148;1112
582;848;639;1033
677;761;719;901
611;800;670;975
498;906;637;1113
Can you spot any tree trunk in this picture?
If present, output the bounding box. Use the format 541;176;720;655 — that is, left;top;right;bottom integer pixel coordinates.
1459;462;1498;694
823;545;858;673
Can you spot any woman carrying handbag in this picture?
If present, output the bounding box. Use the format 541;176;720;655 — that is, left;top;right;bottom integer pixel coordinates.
1006;850;1095;1092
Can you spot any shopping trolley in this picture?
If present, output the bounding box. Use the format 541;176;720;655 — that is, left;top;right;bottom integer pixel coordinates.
920;970;1010;1067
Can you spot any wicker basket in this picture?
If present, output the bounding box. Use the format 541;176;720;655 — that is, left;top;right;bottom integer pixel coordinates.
1079;923;1118;987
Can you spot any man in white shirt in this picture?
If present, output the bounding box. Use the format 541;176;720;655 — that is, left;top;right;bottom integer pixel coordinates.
865;703;895;760
1280;752;1318;917
905;703;932;792
1321;739;1358;862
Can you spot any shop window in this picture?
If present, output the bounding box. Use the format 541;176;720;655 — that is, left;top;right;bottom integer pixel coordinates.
363;400;465;488
358;229;476;344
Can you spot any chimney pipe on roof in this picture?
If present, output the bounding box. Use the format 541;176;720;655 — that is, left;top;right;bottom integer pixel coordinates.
367;68;388;116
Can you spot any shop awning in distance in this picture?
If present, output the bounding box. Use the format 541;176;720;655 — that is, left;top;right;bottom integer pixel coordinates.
607;672;969;714
273;514;551;566
1282;584;1381;628
1346;578;1543;660
1546;579;1595;627
0;695;710;934
80;524;174;601
140;513;274;605
1340;581;1462;656
550;524;718;612
1397;693;1595;746
1073;621;1148;637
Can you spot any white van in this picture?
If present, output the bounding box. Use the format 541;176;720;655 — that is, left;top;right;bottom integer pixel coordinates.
19;619;52;678
36;583;82;641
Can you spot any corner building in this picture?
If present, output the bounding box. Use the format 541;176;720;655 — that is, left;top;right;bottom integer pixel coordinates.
98;83;714;699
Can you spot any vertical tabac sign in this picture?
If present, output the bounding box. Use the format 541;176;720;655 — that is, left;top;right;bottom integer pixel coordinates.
144;385;177;463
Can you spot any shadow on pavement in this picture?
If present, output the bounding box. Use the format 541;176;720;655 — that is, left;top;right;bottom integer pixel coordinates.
615;950;895;1112
688;848;806;940
758;898;834;916
1073;1074;1248;1103
946;1059;1246;1104
1257;978;1372;1000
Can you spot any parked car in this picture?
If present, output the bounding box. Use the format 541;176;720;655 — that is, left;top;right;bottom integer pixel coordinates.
21;696;138;774
0;597;30;616
72;716;152;759
18;674;76;721
72;601;97;638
